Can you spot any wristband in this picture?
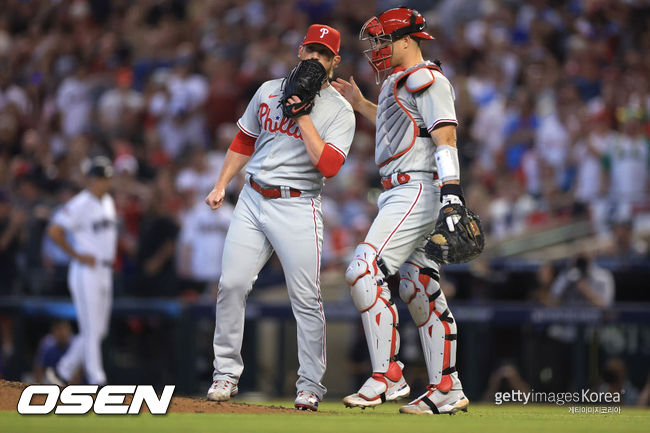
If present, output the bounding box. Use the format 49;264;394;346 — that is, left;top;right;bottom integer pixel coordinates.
440;183;465;205
435;145;460;183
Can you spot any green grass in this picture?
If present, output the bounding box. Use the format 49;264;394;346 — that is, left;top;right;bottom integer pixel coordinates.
1;401;649;433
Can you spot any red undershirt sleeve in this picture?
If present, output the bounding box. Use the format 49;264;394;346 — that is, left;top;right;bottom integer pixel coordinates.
316;143;346;178
229;130;256;156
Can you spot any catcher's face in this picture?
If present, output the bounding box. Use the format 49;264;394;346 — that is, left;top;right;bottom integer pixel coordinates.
299;44;340;81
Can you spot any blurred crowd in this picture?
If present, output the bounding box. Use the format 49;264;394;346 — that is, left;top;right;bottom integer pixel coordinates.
0;0;649;298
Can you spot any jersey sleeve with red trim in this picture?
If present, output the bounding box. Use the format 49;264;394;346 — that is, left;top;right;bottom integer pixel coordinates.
415;71;458;133
319;102;355;171
316;143;346;178
236;83;265;138
228;130;256;156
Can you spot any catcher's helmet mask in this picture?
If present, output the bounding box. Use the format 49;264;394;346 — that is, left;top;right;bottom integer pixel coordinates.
360;7;434;84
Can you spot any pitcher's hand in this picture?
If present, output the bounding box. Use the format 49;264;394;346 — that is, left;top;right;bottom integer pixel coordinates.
205;187;225;210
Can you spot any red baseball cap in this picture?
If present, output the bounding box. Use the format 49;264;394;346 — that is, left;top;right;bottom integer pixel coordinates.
301;24;340;56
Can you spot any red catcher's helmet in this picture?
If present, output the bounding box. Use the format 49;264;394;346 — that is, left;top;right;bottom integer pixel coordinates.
360;8;434;84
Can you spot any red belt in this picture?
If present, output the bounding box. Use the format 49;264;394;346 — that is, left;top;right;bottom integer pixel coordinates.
250;178;301;198
381;172;439;190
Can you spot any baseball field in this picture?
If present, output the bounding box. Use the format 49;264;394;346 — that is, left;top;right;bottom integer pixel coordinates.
1;382;649;433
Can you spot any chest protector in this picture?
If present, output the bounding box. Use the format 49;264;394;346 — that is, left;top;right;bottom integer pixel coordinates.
375;61;442;168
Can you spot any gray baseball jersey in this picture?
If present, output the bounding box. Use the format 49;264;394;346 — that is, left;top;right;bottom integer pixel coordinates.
51;189;117;385
212;79;355;400
237;78;354;191
376;61;457;178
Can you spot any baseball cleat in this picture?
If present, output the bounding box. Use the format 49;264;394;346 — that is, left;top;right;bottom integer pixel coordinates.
343;361;410;408
399;384;469;415
206;379;238;402
294;391;320;411
45;367;67;386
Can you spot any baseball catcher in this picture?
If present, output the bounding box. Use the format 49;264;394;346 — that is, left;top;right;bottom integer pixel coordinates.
332;7;484;415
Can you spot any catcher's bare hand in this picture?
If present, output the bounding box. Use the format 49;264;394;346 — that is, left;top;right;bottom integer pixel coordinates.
205;187;225;210
332;76;364;111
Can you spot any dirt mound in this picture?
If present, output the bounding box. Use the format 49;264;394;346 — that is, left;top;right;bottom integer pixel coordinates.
0;380;293;414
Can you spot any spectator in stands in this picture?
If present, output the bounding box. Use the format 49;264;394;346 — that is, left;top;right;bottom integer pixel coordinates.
601;220;648;263
528;261;557;306
33;320;75;383
177;195;233;296
483;363;531;402
148;44;209;159
0;60;30;122
55;59;92;139
550;254;615;307
607;115;648;222
599;358;639;406
0;190;24;294
98;69;145;138
638;373;650;407
571;110;610;217
135;194;179;297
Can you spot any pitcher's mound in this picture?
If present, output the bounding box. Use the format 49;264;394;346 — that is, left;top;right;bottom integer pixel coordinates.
0;380;294;414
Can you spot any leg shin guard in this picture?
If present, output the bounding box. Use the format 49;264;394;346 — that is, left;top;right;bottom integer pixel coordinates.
399;262;457;391
347;243;399;373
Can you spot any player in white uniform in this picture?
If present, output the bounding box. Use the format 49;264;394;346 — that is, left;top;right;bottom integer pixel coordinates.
332;8;469;414
45;156;117;386
204;24;355;411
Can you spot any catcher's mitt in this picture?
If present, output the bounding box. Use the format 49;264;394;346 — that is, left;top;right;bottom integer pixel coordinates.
280;58;327;118
425;203;485;264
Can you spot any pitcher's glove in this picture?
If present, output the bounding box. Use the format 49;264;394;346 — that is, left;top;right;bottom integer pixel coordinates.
280;58;327;118
425;199;485;265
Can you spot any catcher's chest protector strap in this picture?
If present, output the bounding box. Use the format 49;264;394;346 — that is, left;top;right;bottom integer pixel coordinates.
396;64;443;94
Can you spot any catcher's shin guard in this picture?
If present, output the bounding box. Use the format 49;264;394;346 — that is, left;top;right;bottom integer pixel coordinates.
399;262;457;391
346;243;399;373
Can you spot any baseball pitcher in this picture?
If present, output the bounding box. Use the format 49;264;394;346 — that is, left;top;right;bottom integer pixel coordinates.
205;24;355;411
332;8;483;415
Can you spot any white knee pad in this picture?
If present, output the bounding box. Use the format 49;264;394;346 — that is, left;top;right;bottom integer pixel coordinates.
398;262;441;326
346;243;383;312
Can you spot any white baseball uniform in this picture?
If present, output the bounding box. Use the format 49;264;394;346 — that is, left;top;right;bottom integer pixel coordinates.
212;78;355;399
51;189;117;385
347;60;463;391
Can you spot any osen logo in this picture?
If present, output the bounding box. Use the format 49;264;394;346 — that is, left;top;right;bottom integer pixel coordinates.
17;385;175;415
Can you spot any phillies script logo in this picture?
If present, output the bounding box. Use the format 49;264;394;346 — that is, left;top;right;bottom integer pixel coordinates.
259;103;302;139
17;384;175;415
